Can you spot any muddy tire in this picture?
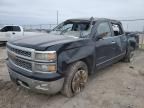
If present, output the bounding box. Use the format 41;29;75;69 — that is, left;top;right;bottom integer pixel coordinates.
61;61;88;97
123;46;134;62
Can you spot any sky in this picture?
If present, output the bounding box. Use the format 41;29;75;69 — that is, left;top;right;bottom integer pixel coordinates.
0;0;144;31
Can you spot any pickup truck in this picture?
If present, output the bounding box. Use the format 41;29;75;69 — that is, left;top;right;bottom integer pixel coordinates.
0;25;24;43
6;18;133;97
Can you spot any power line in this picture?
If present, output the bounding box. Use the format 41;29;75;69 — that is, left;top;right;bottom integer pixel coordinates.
120;19;144;21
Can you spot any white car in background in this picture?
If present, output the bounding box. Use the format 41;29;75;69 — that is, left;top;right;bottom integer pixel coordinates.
0;25;24;43
0;25;48;44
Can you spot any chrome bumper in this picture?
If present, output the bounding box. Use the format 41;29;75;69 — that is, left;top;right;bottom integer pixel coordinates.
8;68;64;94
0;37;8;42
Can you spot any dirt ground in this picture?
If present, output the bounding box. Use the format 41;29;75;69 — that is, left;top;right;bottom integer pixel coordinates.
0;45;144;108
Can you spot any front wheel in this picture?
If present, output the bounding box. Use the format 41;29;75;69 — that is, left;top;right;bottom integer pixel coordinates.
61;61;88;97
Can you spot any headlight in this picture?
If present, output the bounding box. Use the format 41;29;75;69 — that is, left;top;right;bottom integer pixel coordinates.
35;63;57;73
35;51;56;61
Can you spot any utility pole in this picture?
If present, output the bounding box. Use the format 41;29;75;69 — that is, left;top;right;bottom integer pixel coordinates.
141;26;144;48
57;10;59;25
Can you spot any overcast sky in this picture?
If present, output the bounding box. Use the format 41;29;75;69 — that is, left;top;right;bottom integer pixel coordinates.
0;0;144;31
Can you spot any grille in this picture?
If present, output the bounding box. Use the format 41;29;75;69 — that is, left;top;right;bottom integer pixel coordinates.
8;53;32;71
7;44;32;58
11;57;32;71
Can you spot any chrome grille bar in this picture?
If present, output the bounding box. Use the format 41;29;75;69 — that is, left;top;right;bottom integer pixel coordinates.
7;43;35;72
7;43;35;60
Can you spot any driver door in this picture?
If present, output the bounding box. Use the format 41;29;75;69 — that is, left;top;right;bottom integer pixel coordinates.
95;21;116;69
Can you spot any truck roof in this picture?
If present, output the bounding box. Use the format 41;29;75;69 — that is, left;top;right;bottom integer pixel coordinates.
3;25;23;27
66;17;121;23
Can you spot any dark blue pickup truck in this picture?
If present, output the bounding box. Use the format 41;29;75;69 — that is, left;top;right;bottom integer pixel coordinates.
7;18;133;97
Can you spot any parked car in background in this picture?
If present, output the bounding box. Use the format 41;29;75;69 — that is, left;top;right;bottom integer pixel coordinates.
0;25;24;43
7;17;134;97
0;25;48;44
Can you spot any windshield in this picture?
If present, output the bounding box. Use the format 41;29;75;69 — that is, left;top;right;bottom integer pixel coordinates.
50;20;92;38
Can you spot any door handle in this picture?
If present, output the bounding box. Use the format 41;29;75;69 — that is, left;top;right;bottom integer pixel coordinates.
111;41;116;44
12;32;15;35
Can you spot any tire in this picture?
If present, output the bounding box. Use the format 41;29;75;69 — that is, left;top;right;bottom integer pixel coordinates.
123;46;134;62
61;61;88;97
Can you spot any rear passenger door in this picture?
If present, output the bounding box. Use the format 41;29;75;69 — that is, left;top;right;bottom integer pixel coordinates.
95;21;116;67
111;22;127;56
12;26;22;36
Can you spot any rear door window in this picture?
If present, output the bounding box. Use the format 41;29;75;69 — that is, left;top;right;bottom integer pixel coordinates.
13;26;21;32
5;26;13;32
112;23;124;36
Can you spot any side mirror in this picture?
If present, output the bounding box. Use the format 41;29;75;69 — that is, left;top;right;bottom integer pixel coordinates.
96;32;108;41
96;35;103;40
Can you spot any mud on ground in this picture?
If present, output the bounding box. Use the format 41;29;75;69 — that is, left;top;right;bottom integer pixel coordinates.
0;46;144;108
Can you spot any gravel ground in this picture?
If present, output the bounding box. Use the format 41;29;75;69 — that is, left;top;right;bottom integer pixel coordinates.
0;45;144;108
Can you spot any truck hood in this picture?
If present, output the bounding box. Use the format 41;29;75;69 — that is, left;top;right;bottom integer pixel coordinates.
9;34;80;50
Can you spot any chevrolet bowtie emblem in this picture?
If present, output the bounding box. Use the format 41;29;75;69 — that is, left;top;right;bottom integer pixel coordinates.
10;52;16;59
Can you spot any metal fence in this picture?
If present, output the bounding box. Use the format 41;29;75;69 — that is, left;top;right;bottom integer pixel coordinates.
0;20;144;31
0;20;144;49
139;33;144;49
121;20;144;49
0;24;57;32
22;24;57;31
121;20;144;32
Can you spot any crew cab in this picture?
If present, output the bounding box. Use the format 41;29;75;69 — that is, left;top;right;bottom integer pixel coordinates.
0;25;24;43
6;18;133;97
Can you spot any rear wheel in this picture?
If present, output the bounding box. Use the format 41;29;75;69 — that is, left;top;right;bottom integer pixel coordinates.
61;61;88;97
123;46;134;62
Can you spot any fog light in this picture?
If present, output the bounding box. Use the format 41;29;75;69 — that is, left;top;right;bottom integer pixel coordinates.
48;64;57;72
35;63;57;73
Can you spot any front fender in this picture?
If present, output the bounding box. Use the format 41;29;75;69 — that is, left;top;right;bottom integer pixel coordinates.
57;45;95;75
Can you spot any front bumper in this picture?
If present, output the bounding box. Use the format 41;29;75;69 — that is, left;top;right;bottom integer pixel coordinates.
0;37;8;42
8;67;64;94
